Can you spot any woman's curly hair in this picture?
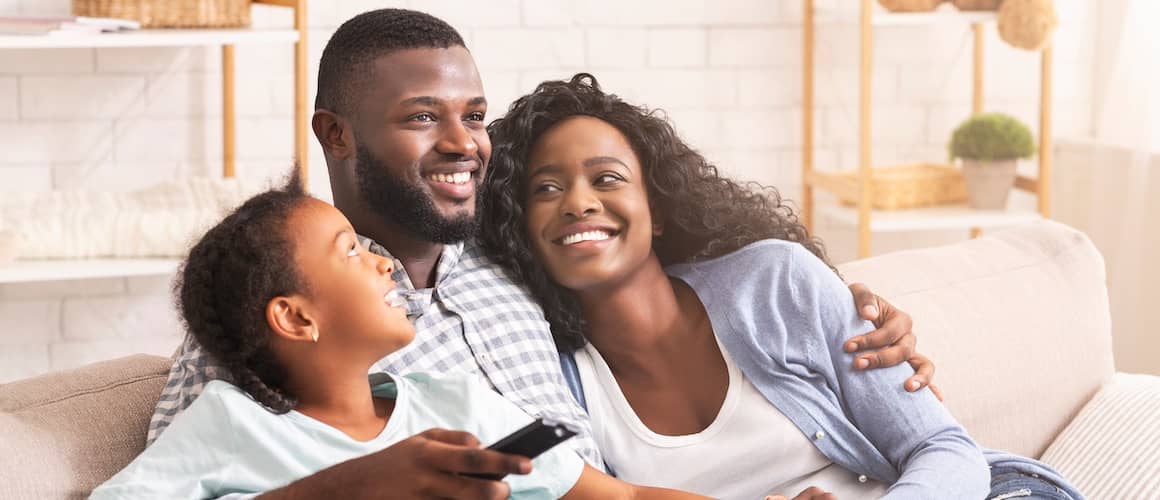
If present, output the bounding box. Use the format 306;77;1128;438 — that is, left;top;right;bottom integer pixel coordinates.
173;172;311;413
481;73;833;352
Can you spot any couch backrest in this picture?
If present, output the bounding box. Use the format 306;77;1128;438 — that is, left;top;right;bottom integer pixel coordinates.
838;220;1115;459
0;221;1114;497
0;354;170;500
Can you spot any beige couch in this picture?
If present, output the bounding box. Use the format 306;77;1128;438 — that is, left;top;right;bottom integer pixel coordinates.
1;220;1156;499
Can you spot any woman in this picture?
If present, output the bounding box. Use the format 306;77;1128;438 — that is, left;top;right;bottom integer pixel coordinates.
481;74;1081;500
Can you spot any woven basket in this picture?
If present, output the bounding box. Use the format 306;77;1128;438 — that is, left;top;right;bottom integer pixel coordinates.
951;0;1002;10
877;0;945;13
834;164;968;210
73;0;252;28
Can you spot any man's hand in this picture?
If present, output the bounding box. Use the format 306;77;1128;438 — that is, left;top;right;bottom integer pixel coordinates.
260;428;531;500
844;283;943;401
765;486;837;500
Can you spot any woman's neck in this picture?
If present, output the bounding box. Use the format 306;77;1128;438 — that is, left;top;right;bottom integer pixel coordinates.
577;255;709;378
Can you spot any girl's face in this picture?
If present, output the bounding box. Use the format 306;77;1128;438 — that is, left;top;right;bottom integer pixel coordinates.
523;116;657;293
285;199;414;354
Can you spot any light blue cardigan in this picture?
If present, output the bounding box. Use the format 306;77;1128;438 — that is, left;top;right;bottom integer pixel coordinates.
562;238;1081;499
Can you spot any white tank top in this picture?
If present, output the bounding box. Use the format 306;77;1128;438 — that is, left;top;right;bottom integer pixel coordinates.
574;340;890;500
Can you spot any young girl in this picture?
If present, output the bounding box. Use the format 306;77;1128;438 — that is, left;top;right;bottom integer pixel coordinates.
480;74;1083;500
89;174;707;500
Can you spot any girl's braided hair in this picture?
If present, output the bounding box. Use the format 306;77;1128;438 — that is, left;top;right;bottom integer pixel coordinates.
174;173;311;413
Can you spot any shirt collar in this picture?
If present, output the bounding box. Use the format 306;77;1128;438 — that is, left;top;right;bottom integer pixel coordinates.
356;236;464;317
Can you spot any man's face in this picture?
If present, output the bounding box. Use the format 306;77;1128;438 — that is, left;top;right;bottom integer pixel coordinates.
352;46;490;244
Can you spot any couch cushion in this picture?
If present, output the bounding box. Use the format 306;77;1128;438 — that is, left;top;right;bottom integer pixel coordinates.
838;220;1115;459
0;354;171;500
1039;373;1160;499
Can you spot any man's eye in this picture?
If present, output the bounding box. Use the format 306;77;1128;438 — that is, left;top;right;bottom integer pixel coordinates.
466;112;485;121
411;113;435;122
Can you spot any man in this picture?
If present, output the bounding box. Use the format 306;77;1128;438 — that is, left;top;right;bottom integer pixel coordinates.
151;9;931;499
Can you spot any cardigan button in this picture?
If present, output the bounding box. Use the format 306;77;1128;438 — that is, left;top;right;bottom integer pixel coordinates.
813;431;825;440
858;475;868;483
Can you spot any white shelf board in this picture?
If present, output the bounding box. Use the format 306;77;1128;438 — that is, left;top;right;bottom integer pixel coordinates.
0;29;299;49
0;258;180;284
818;203;1042;233
816;8;996;27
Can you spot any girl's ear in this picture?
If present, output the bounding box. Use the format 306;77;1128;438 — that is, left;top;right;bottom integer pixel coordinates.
267;295;319;344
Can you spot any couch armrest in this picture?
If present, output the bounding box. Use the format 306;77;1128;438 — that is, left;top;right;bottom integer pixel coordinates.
1040;372;1160;498
0;354;171;499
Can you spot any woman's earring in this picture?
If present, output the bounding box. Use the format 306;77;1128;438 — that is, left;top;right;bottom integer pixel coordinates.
311;332;319;343
652;223;663;237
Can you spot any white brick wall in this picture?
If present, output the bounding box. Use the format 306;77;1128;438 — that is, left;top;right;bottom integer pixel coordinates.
0;0;1097;381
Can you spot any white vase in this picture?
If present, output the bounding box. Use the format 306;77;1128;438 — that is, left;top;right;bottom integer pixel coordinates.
961;159;1018;209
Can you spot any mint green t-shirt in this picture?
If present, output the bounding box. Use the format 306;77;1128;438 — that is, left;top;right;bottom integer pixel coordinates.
90;373;585;499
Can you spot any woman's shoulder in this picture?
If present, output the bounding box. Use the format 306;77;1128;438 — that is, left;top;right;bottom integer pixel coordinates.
669;238;821;283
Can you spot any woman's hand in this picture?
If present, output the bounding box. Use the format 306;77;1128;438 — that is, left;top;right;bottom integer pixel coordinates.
765;486;836;500
844;283;944;401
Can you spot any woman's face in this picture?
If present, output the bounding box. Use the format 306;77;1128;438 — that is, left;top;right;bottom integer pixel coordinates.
524;116;657;293
284;198;415;353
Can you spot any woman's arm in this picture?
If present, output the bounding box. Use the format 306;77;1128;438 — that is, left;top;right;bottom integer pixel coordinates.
561;465;711;500
787;246;990;499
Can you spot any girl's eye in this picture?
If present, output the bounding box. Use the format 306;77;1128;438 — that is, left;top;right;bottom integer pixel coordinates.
346;243;359;257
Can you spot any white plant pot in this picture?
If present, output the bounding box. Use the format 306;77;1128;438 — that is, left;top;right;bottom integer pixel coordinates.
961;159;1018;209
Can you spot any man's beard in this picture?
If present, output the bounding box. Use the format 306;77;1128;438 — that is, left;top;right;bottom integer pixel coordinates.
355;144;480;244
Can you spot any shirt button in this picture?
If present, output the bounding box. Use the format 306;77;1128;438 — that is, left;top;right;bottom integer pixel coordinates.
814;431;825;440
858;475;868;483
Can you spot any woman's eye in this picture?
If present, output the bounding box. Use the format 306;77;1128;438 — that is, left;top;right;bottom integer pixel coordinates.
595;174;622;185
534;184;561;194
347;244;359;257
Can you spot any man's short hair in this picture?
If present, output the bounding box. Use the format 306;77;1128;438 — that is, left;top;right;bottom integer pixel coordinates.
315;9;466;116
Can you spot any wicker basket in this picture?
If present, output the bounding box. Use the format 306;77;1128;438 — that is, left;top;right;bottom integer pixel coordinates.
833;164;968;210
73;0;252;28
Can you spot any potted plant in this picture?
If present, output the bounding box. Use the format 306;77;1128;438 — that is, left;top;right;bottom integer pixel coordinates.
949;113;1035;209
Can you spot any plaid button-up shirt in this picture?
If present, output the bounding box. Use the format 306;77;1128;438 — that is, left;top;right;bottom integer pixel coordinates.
148;238;603;469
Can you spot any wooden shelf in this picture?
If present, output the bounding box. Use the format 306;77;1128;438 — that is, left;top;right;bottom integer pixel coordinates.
0;28;299;49
0;258;180;284
815;6;996;26
801;0;1052;258
817;203;1042;233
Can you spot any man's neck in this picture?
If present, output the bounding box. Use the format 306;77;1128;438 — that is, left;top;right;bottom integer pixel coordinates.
346;208;444;289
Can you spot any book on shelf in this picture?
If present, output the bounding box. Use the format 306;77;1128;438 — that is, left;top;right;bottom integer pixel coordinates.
0;16;140;36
